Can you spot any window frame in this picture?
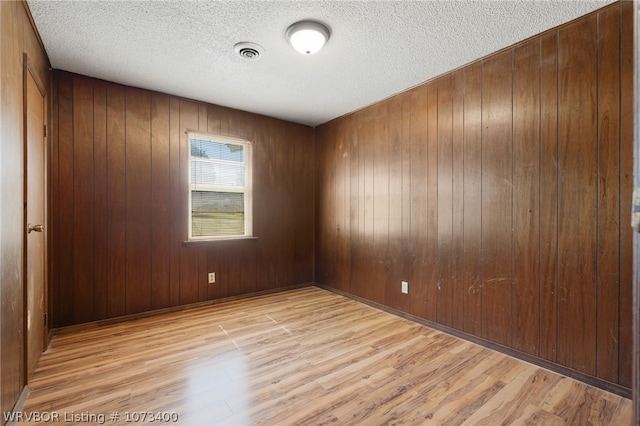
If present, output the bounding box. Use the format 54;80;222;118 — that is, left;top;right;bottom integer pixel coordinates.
187;131;253;241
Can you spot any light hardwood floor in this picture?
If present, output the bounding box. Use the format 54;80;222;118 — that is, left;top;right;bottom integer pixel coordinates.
22;287;631;425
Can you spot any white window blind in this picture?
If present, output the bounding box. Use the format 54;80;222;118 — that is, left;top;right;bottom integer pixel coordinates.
188;133;252;240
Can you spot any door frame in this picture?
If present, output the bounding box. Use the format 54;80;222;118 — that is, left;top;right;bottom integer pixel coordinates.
22;53;49;382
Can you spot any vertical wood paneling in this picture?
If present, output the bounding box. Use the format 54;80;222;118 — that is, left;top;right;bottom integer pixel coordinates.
335;118;350;293
124;88;152;314
49;2;632;395
294;125;315;284
235;111;260;296
105;83;126;319
425;82;438;322
462;62;483;336
1;0;50;416
373;102;389;305
178;100;201;305
557;15;598;375
408;85;428;319
253;115;272;293
150;93;171;309
399;93;412;313
252;114;267;290
480;50;513;347
93;81;108;320
168;97;181;307
618;0;633;388
451;70;465;330
206;247;221;299
267;119;283;290
349;112;363;297
53;71;315;328
272;120;290;290
0;2;25;410
313;0;631;393
227;244;241;297
57;75;75;325
595;5;620;383
50;73;60;329
539;31;559;363
437;75;453;327
314;125;328;286
387;95;404;309
512;39;541;356
359;110;376;302
198;246;208;301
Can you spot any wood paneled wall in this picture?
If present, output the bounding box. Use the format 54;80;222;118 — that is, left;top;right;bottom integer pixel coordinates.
0;1;50;422
315;2;633;390
51;71;315;328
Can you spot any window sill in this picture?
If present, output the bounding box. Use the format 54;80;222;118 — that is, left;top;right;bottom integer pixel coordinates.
182;237;258;247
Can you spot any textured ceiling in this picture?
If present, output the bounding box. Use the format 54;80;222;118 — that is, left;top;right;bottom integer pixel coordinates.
28;0;614;127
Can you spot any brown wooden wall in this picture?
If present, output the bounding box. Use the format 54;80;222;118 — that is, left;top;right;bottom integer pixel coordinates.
51;71;315;328
0;1;51;422
315;2;634;390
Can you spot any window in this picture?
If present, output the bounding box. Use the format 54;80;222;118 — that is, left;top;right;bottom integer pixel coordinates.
188;132;253;240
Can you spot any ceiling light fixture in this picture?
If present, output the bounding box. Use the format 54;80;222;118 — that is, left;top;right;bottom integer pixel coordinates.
286;20;330;55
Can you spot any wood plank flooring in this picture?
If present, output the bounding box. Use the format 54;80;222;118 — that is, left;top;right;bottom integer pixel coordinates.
22;287;631;425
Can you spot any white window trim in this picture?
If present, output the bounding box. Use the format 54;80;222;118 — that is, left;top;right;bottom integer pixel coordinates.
188;132;253;241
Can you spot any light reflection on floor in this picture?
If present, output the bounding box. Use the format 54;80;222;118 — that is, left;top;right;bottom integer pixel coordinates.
184;354;249;425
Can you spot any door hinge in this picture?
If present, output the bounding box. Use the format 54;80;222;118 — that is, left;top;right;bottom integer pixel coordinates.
44;125;47;137
44;313;47;326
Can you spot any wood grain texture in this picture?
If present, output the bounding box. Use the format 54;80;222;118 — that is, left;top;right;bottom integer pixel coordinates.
399;93;412;314
437;75;453;328
557;14;598;375
150;93;171;310
178;99;199;306
451;70;465;331
56;69;75;323
125;88;153;315
512;39;540;356
23;288;631;425
93;80;108;320
1;0;50;420
51;71;315;328
617;0;633;389
480;49;513;348
539;30;559;364
408;85;428;319
462;61;483;337
314;2;632;391
596;4;620;384
335;117;351;295
72;75;95;323
387;95;404;311
349;112;363;299
425;81;439;323
105;84;127;319
25;63;47;383
370;102;388;305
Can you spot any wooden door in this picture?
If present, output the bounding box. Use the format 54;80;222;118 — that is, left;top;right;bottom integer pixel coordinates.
25;60;47;382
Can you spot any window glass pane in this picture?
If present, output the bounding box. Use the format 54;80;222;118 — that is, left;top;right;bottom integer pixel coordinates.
190;159;245;186
191;191;244;237
190;138;244;163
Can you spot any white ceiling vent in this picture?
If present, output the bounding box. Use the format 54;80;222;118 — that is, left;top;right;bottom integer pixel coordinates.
234;42;264;60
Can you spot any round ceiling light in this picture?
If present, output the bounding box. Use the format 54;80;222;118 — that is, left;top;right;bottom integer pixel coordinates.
286;20;330;55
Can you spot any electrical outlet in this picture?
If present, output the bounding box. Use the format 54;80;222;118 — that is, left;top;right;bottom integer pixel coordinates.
208;272;216;284
401;281;408;294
